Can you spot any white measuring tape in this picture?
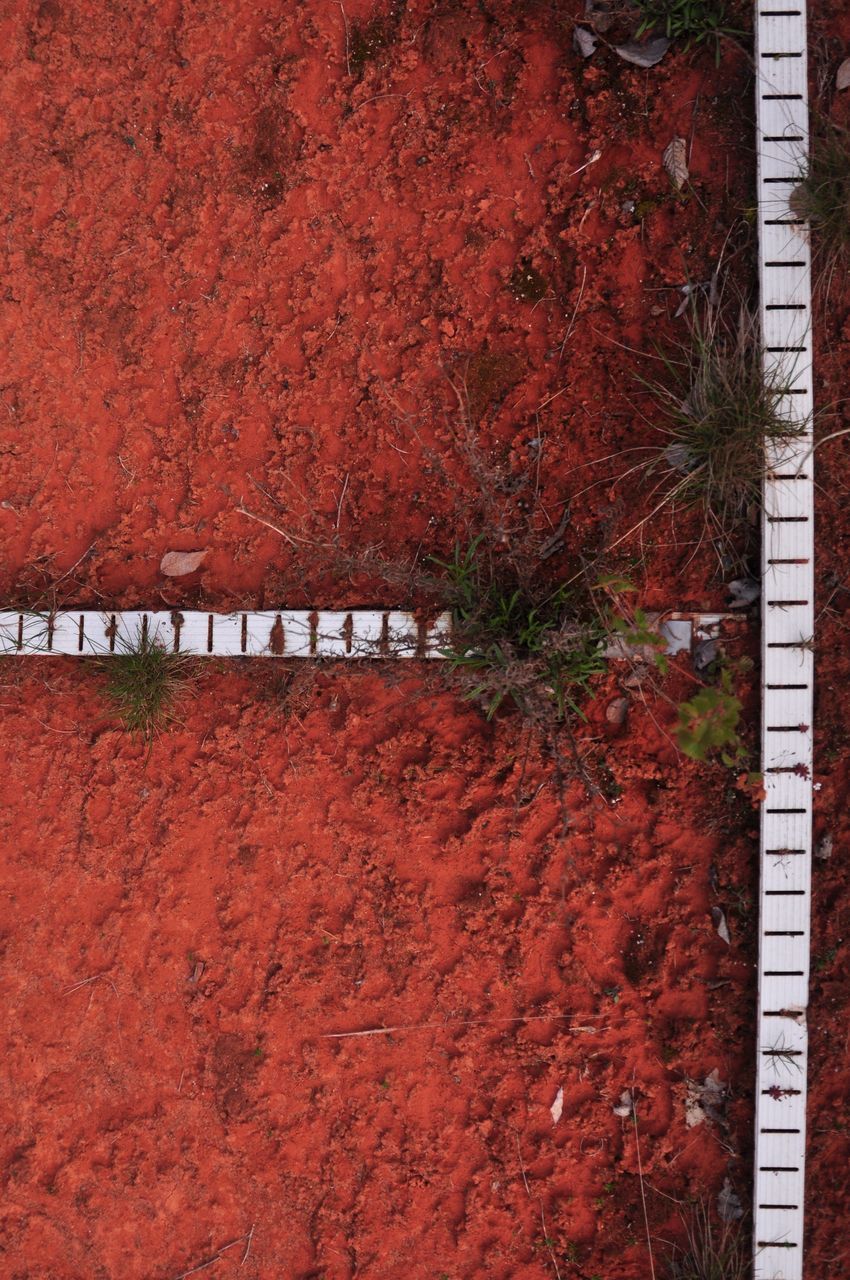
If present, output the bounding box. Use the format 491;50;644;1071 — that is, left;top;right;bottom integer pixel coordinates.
0;609;452;659
0;608;727;660
754;2;814;1276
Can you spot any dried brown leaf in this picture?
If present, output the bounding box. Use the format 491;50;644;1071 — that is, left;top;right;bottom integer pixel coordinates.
615;36;671;68
711;905;731;945
663;136;689;190
573;25;599;58
613;1088;634;1118
160;549;208;577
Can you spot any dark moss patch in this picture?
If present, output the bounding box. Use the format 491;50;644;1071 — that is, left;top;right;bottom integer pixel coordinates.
349;17;392;74
510;258;548;303
348;4;409;76
464;348;523;420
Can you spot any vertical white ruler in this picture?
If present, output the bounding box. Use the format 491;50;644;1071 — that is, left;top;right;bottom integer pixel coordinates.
754;3;814;1277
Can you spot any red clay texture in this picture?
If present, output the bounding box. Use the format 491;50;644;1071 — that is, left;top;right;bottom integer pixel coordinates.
0;0;847;1277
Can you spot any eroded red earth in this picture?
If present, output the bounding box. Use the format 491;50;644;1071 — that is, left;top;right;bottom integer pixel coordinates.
0;0;847;1276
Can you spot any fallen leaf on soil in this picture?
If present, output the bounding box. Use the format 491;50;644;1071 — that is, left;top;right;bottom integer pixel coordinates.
160;549;208;577
615;37;671;68
550;1086;564;1124
837;57;850;91
717;1177;744;1222
684;1069;727;1129
662;137;689;190
674;284;697;318
711;905;731;945
664;439;696;470
573;26;599;58
613;1089;634;1118
693;638;719;674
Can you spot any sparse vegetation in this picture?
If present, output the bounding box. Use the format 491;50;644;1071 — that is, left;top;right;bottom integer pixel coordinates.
98;630;196;744
632;0;739;60
432;535;609;723
641;303;803;567
666;1201;748;1280
676;674;744;765
792;119;850;284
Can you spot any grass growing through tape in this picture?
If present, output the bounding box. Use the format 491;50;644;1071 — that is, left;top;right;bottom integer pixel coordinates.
762;1036;803;1074
792;119;850;290
99;632;196;744
432;535;610;723
639;303;803;569
666;1201;748;1280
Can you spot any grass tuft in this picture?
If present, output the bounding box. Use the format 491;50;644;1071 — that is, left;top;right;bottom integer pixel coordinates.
432;536;609;724
792;119;850;286
641;303;804;567
667;1201;748;1280
99;631;196;743
632;0;740;60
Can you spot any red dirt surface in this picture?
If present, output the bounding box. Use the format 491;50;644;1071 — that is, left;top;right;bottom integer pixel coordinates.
0;0;752;609
1;658;758;1279
0;0;846;1276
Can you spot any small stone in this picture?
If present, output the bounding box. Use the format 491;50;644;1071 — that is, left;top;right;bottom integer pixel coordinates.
606;697;629;727
815;833;833;862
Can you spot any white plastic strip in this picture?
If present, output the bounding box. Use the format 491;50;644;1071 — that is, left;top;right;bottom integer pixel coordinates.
0;610;454;659
0;609;730;660
755;2;814;1275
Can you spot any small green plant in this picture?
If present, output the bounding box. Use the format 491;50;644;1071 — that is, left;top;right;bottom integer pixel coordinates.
433;537;608;723
633;0;740;62
666;1201;748;1280
99;630;196;744
642;303;803;568
791;120;850;286
675;665;745;765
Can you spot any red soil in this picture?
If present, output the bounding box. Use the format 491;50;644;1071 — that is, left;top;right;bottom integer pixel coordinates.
0;0;846;1276
0;658;758;1279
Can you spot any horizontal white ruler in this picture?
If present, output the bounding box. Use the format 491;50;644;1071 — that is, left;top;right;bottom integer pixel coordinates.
0;609;729;660
755;1;814;1276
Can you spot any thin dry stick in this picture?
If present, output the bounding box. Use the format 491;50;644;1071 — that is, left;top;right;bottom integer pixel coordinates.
247;472;285;510
514;1132;562;1280
241;1224;255;1267
237;503;319;548
338;1;351;76
539;1201;563;1280
321;1014;601;1039
63;973;117;997
559;264;587;365
44;541;97;600
514;1132;532;1197
170;1233;247;1274
632;1101;657;1280
335;471;350;529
